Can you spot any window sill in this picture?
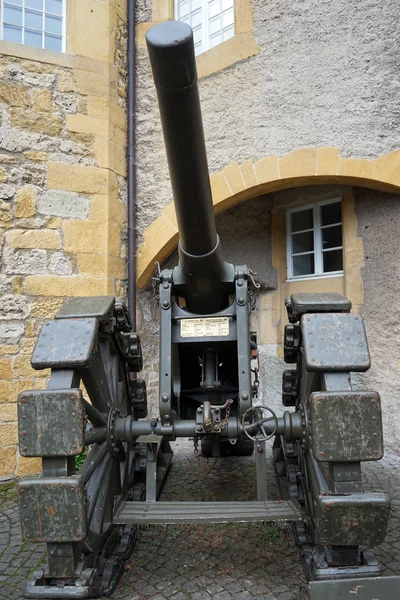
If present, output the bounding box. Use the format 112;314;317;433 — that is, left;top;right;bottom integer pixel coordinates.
286;273;344;283
137;24;259;79
196;33;259;79
0;40;107;73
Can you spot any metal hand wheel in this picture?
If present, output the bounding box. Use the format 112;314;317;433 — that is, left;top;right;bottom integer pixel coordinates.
241;405;278;442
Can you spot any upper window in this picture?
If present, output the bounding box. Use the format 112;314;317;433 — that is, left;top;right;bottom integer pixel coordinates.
287;199;343;280
175;0;234;56
0;0;65;52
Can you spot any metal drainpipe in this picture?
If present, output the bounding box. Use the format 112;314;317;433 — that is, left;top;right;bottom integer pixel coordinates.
127;0;137;329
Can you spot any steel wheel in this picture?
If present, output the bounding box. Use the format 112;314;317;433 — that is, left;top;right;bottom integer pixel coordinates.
70;321;140;556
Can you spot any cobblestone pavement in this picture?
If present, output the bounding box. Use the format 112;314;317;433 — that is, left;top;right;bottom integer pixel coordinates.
1;440;400;600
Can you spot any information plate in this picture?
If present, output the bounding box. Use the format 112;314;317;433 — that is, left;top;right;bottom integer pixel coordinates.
180;317;229;338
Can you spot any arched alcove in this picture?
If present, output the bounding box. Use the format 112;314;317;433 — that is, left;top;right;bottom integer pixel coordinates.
137;147;400;287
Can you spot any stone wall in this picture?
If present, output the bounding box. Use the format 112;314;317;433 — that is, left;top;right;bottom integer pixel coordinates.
0;0;128;477
355;189;400;446
135;0;400;241
134;0;400;447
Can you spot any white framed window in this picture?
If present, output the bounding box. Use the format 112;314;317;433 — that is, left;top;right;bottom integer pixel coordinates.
175;0;235;56
286;199;343;280
0;0;66;52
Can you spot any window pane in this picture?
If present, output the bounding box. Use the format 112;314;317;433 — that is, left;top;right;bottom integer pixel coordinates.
291;208;313;233
209;0;221;18
209;16;221;34
3;24;22;42
44;33;62;51
192;0;202;10
45;14;62;34
322;225;342;249
293;254;314;277
193;25;202;45
178;0;189;18
5;0;23;6
4;6;23;26
292;231;314;254
25;29;42;47
321;202;341;226
191;8;202;28
45;0;62;15
209;32;222;47
25;9;43;30
222;7;234;27
222;0;233;10
323;249;343;273
26;0;43;9
223;24;234;40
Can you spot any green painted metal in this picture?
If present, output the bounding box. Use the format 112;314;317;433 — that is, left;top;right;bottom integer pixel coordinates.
56;296;115;323
18;389;85;457
304;576;400;599
17;477;87;543
300;312;370;371
114;499;300;525
310;391;383;462
315;492;390;546
31;318;98;370
287;292;351;323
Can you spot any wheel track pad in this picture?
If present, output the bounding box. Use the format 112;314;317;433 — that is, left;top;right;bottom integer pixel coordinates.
17;477;87;543
31;318;99;369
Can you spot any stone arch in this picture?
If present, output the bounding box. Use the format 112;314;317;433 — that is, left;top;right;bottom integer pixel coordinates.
137;147;400;287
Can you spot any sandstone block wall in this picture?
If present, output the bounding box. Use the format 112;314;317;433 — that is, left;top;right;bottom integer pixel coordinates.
0;0;128;477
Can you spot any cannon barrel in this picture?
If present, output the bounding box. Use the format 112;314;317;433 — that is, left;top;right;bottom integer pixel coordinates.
146;21;232;314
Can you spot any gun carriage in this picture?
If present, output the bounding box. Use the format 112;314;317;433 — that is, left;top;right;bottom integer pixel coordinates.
16;20;400;600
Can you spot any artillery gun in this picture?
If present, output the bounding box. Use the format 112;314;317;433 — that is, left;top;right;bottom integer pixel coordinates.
16;20;400;600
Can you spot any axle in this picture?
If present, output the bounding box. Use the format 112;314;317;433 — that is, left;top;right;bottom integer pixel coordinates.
104;410;304;445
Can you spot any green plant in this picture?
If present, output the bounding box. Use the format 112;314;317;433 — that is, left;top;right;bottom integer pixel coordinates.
75;447;89;471
258;527;277;546
172;527;180;540
267;527;277;542
0;480;17;502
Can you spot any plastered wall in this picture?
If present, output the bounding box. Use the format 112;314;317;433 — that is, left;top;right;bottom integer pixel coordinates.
354;190;400;446
135;0;400;241
134;0;400;447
